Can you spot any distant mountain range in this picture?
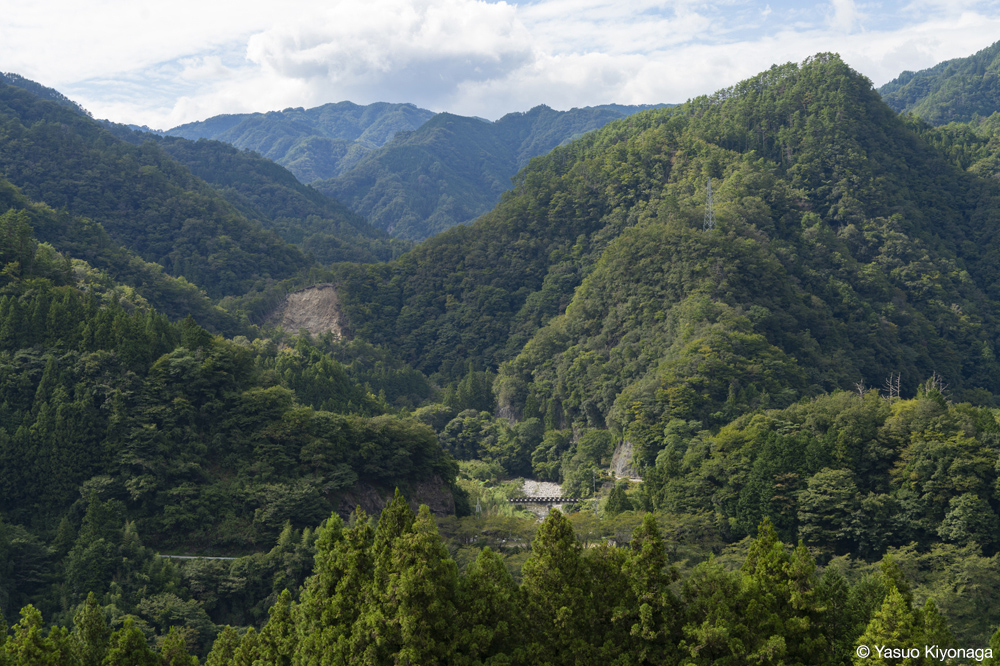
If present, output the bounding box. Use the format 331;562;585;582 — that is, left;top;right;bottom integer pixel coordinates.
165;101;435;183
164;101;665;241
312;104;665;240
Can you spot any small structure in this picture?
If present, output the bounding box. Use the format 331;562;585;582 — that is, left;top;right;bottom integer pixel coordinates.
508;496;582;505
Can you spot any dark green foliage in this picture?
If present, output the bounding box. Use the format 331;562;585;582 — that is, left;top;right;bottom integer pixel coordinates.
331;54;1000;442
316;104;664;240
128;133;410;265
0;80;310;299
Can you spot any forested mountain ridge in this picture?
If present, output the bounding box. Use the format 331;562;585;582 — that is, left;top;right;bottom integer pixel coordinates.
332;53;1000;417
7;52;1000;664
0;81;311;299
165;101;436;183
313;103;665;240
878;39;1000;124
109;128;411;265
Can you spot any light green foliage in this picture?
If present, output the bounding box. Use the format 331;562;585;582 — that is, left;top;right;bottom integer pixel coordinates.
102;618;159;666
853;586;920;665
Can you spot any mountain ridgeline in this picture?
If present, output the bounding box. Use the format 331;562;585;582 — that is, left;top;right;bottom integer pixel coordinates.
333;53;1000;427
313;103;666;239
165;101;436;183
879;39;1000;124
7;50;1000;665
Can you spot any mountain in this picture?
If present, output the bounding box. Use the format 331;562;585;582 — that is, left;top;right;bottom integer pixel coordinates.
0;79;313;299
879;40;1000;124
313;103;666;240
108;127;411;265
165;101;436;183
330;53;1000;427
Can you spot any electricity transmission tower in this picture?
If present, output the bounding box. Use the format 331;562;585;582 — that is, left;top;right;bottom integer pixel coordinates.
704;178;716;231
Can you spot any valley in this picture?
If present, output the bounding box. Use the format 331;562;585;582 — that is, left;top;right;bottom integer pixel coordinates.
5;42;1000;664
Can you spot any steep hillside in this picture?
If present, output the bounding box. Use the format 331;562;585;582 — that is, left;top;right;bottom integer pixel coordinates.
879;40;1000;124
166;101;435;183
333;53;1000;423
0;80;311;298
315;103;664;240
110;129;410;264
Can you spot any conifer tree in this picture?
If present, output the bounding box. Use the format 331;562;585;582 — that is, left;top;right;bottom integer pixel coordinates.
72;593;110;666
619;514;680;664
4;605;75;666
853;585;920;666
255;589;296;666
355;500;457;666
158;626;198;666
230;626;260;666
203;626;239;666
296;510;374;666
454;547;524;665
102;618;158;666
521;508;591;665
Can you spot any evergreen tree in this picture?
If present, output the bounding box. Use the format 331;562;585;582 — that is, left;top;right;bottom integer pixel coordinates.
520;509;591;665
4;605;75;666
853;585;920;666
619;514;680;664
453;547;524;665
296;510;374;665
158;626;198;666
102;618;158;666
203;626;240;666
255;589;296;666
72;593;110;666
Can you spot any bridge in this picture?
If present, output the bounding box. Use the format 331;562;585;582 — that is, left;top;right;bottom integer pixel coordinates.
508;496;582;504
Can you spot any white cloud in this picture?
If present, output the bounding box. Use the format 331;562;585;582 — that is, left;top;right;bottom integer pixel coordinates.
828;0;861;30
5;0;1000;128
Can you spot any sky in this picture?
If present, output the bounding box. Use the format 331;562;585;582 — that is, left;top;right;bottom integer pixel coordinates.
2;0;1000;130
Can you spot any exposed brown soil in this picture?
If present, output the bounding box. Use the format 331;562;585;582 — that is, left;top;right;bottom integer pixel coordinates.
267;284;345;338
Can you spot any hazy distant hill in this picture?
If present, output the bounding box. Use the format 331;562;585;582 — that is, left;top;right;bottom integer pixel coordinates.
879;40;1000;124
314;103;665;240
165;101;436;183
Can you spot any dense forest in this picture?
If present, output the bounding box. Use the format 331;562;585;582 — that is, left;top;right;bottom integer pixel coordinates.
312;104;664;240
879;39;1000;125
7;47;1000;664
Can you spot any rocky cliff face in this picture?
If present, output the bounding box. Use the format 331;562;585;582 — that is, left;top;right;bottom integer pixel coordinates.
267;284;345;338
336;476;456;519
609;440;639;479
